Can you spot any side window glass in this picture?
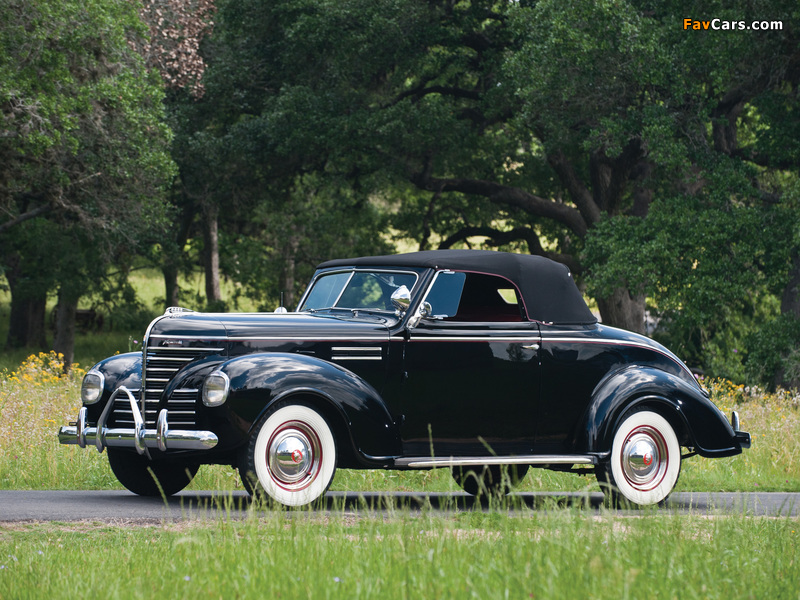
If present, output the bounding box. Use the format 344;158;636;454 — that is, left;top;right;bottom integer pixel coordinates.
424;272;466;317
451;273;524;322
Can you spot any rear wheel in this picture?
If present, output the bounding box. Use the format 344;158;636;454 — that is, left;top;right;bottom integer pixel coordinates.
107;448;199;497
240;402;337;507
451;464;529;496
598;409;681;507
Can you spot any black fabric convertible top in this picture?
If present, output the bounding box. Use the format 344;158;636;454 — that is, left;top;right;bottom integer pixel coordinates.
319;250;597;325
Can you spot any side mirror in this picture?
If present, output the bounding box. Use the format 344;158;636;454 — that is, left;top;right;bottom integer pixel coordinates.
390;285;411;313
419;301;433;318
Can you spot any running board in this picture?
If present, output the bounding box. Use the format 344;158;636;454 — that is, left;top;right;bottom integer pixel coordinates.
394;455;597;469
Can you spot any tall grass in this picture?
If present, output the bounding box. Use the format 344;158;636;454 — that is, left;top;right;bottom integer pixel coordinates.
0;510;798;599
0;352;798;494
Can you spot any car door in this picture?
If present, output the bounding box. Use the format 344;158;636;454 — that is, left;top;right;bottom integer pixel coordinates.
399;270;541;457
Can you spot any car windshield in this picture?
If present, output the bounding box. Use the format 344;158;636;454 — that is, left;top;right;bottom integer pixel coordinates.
300;270;418;312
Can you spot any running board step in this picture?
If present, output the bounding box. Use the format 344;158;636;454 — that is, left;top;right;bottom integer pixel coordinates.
394;455;597;469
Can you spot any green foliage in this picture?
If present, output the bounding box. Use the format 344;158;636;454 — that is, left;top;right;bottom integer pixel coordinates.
584;150;798;377
216;174;393;310
0;0;176;352
745;314;800;390
0;0;175;213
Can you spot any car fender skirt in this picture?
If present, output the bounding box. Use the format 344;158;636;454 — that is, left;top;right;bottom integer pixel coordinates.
218;353;402;460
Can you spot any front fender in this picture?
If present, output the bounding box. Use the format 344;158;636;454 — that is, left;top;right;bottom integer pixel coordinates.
216;353;401;462
83;352;142;423
579;366;743;458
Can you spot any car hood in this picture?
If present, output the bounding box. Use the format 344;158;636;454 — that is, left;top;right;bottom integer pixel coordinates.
145;310;396;342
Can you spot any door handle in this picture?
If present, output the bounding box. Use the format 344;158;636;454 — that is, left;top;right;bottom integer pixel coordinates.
522;344;540;351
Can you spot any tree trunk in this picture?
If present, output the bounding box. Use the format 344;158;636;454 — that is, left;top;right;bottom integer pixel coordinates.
280;234;301;309
163;265;181;308
596;288;646;334
781;248;800;319
202;203;222;307
5;291;47;351
4;257;48;351
161;202;194;310
774;248;800;389
52;288;78;371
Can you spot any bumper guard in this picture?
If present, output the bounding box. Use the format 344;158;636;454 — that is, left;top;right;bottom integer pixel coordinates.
58;386;218;456
730;410;752;449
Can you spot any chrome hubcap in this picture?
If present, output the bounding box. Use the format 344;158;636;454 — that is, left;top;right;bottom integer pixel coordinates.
621;427;666;489
269;427;316;485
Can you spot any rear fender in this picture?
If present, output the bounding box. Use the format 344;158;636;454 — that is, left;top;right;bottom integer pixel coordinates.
216;353;401;463
579;366;742;458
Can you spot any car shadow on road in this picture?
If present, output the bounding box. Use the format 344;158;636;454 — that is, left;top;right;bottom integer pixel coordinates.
166;490;608;516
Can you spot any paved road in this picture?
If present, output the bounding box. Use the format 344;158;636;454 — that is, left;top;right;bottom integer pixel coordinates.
0;491;798;522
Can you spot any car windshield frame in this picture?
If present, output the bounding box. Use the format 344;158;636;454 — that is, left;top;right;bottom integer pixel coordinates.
298;268;420;313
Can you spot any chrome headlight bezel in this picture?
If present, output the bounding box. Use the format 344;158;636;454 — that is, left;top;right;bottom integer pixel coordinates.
81;370;105;405
202;371;230;407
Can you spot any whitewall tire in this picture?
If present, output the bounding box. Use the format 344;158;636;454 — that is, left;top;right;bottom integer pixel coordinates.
601;409;681;506
245;403;337;507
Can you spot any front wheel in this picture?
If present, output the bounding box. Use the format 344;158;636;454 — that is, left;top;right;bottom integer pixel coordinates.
598;409;681;507
107;448;199;497
240;402;337;507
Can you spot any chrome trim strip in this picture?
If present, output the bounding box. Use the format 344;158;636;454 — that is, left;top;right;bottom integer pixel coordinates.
394;455;596;468
331;346;383;361
148;334;389;342
331;346;383;352
146;341;226;350
405;336;541;343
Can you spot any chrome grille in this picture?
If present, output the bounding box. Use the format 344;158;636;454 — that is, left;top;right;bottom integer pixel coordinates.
108;388;141;428
136;344;223;428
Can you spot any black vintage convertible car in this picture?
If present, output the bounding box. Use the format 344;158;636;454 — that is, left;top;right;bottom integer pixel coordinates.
59;250;750;506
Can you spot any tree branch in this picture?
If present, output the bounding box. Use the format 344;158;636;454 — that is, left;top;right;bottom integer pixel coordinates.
410;173;588;237
0;203;53;235
437;225;582;273
547;150;601;227
391;84;481;107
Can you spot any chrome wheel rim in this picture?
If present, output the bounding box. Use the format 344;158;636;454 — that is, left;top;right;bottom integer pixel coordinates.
620;425;668;491
267;421;321;490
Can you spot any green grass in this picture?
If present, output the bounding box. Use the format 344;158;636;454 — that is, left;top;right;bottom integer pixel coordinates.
1;510;798;599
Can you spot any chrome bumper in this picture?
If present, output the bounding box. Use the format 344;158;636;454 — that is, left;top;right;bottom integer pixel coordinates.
58;386;218;456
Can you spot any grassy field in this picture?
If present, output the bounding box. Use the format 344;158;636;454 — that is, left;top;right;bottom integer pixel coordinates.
0;508;798;599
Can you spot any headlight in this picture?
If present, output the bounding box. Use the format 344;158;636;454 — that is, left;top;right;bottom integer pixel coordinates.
81;371;104;405
203;371;230;407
